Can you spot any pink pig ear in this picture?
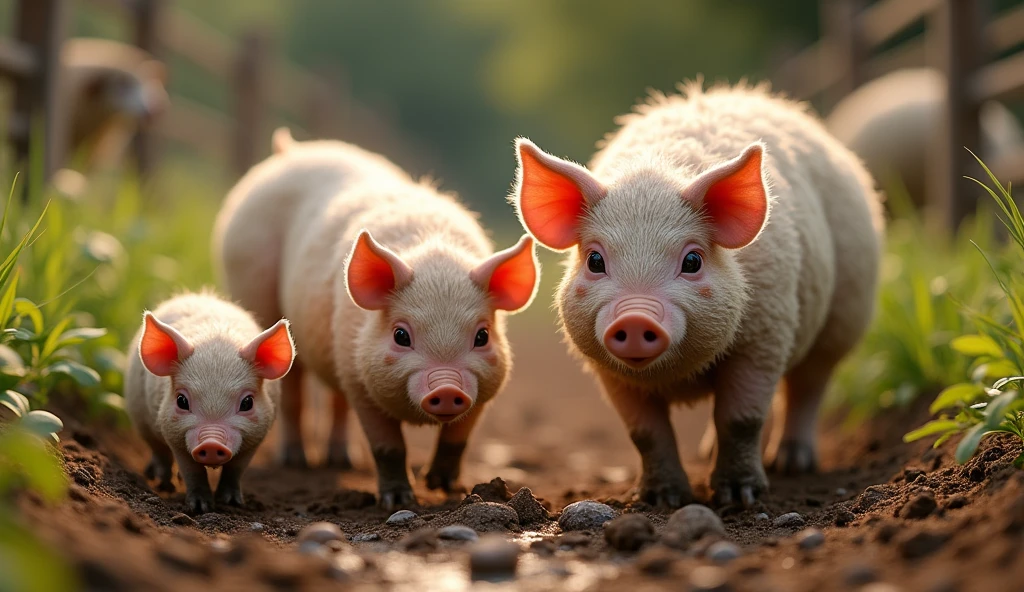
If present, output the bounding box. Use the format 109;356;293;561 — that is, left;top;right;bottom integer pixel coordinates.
470;235;540;313
513;138;606;251
139;312;194;377
345;230;414;310
684;142;770;249
239;319;295;380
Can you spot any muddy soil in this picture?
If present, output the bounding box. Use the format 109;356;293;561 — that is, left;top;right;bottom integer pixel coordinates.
14;321;1024;592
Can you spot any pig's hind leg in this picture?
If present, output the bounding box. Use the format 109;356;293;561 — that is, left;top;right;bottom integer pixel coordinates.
278;359;308;467
350;392;415;510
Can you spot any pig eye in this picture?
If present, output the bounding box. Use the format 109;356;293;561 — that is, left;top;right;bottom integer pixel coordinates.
474;328;489;348
239;395;254;412
681;251;702;274
586;251;606;274
393;327;412;347
175;391;190;411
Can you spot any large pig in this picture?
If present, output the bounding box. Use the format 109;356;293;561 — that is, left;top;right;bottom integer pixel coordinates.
510;82;883;507
125;291;295;514
825;67;1024;208
213;128;539;508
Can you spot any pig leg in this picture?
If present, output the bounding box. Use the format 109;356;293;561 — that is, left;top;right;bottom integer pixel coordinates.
326;390;353;469
278;359;307;468
215;448;256;507
425;403;486;493
350;393;415;510
172;450;214;514
710;356;778;508
140;428;175;492
604;382;692;508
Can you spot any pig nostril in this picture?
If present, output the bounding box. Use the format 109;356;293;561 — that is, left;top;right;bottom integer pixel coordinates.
217;450;225;457
614;330;627;342
643;331;657;342
430;396;441;406
198;450;206;457
454;398;463;406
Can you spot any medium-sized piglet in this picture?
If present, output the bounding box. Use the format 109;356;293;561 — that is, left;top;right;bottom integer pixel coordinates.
124;291;295;514
511;82;883;508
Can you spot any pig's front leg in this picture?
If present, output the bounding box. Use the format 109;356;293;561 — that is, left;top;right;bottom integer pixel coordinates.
172;450;214;514
425;403;486;493
604;381;692;508
215;448;256;507
350;394;415;510
710;355;778;508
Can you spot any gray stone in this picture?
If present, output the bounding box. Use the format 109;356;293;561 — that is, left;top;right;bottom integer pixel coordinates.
705;540;742;563
558;500;617;532
297;522;346;546
796;527;825;550
351;532;380;542
385;510;418;525
754;513;770;522
772;512;805;528
249;522;265;532
469;535;520;581
438;524;479;541
663;504;725;548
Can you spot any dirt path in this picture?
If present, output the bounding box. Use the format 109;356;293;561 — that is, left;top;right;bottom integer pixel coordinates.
17;321;1024;591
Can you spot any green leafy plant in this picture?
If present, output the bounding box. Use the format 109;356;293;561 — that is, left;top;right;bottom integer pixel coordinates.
906;154;1024;465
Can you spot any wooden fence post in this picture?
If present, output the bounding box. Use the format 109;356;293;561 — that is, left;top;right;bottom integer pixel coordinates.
12;0;68;189
232;31;267;176
927;0;987;232
132;0;162;178
820;0;867;111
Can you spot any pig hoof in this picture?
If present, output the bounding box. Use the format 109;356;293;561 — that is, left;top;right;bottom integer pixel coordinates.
379;486;416;510
425;470;465;494
185;491;214;515
769;440;818;475
710;472;768;509
215;486;245;507
638;480;693;509
279;443;308;468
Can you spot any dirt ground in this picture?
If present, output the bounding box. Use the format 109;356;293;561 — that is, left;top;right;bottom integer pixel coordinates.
16;319;1024;592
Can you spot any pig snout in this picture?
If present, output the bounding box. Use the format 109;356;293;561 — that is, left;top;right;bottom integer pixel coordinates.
190;425;234;466
602;296;670;368
420;368;471;421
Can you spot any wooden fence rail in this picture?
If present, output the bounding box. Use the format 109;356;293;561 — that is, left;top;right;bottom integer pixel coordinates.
2;0;422;187
774;0;1024;232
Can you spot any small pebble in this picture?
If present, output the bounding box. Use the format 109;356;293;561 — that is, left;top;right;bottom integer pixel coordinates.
170;513;196;527
688;564;730;591
754;513;770;522
843;562;879;586
796;527;825;550
772;512;805;528
469;535;520;581
558;500;617;532
835;488;848;497
386;510;418;525
351;533;380;543
297;540;329;557
297;522;346;546
663;504;726;549
604;514;656;551
250;522;265;532
636;544;679;575
438;524;479;541
944;495;968;510
705;541;742;563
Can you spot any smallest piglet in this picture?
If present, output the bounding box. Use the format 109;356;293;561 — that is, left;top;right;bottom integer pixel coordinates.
125;292;295;514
